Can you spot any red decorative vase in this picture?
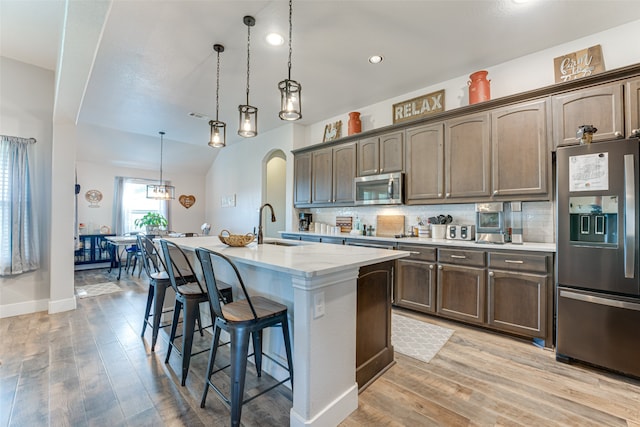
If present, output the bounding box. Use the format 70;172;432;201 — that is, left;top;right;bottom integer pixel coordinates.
348;112;361;135
468;70;490;105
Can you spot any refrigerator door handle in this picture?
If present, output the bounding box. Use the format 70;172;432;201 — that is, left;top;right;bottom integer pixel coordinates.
624;154;635;279
560;289;640;311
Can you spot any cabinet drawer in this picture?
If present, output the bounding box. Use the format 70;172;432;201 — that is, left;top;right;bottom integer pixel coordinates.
488;252;549;274
438;248;485;267
397;244;436;262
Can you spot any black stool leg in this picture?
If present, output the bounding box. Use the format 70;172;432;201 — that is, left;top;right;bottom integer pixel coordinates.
230;327;251;427
151;281;168;351
201;323;222;408
165;300;182;364
181;299;199;386
141;284;154;337
252;330;263;377
281;315;294;389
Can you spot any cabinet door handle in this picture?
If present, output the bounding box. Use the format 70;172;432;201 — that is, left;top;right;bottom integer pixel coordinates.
429;264;434;270
493;190;499;195
632;129;639;134
380;168;384;172
615;131;623;137
489;271;494;277
504;259;524;264
438;265;443;270
450;255;466;259
374;169;378;173
438;193;443;198
445;192;451;198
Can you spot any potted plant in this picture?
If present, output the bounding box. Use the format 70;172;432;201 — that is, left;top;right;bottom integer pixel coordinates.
134;212;168;235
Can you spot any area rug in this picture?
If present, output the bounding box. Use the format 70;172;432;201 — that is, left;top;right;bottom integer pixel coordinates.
75;282;122;299
392;312;454;363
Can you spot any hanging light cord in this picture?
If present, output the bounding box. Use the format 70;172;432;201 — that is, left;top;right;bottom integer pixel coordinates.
287;0;293;80
245;22;251;105
159;131;165;185
215;49;221;120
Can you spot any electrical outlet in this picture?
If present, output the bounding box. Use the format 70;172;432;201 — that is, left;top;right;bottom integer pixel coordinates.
313;291;325;319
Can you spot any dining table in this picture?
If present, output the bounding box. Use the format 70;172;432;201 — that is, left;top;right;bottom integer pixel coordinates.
104;235;138;280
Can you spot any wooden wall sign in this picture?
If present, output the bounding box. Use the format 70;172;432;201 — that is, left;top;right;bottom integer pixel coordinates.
392;89;445;124
323;121;342;142
554;44;605;83
179;194;196;209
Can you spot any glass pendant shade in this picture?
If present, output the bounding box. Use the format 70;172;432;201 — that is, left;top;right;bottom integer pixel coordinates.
238;104;258;137
278;78;302;120
208;119;226;148
147;131;175;199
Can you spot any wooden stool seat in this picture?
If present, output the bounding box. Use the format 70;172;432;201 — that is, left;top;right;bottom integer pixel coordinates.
222;297;287;323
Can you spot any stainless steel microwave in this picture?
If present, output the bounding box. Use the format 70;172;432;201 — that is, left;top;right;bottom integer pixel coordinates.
354;172;403;206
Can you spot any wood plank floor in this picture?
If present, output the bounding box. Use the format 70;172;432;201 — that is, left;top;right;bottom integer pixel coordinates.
1;267;639;426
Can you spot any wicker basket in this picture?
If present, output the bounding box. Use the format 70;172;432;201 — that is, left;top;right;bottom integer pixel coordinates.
218;229;255;247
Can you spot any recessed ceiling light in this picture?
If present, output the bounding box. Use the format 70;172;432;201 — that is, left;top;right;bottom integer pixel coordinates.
266;33;284;46
512;0;529;3
368;55;384;64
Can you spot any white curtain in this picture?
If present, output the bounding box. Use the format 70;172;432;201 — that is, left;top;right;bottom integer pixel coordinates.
0;135;39;275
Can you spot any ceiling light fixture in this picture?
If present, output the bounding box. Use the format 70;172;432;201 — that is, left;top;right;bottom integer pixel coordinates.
238;15;258;138
147;131;175;199
278;0;302;121
368;55;384;64
209;44;226;148
266;32;284;46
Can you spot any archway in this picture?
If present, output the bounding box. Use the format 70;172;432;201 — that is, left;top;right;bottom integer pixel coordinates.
263;150;286;238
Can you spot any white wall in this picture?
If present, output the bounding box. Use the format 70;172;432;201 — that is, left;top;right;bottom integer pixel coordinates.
0;57;54;315
205;125;296;236
76;160;207;235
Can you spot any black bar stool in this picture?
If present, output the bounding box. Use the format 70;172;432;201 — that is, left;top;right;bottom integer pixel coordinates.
196;247;293;427
159;239;232;386
138;234;175;351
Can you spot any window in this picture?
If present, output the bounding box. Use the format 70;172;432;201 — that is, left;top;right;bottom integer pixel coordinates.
113;177;169;234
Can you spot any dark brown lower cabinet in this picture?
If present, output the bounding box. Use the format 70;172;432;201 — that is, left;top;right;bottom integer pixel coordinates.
356;260;394;390
436;263;486;325
488;270;548;338
396;260;436;313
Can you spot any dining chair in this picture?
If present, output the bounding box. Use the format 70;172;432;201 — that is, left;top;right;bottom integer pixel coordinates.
159;239;232;386
195;247;293;427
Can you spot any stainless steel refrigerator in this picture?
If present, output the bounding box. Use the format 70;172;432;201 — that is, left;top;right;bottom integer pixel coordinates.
556;137;640;378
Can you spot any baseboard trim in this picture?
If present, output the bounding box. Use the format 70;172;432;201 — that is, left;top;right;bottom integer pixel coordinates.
48;297;77;314
0;298;49;318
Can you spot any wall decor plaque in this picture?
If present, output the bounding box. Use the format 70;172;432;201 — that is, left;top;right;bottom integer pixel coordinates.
554;44;605;83
392;89;445;124
322;121;342;142
85;189;102;208
179;194;196;209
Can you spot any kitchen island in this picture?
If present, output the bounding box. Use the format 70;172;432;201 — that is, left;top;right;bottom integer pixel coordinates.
163;236;409;427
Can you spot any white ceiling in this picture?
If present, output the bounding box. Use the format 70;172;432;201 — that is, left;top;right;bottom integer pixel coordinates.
2;0;640;174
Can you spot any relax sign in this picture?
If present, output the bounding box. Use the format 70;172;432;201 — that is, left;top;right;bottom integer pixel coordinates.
392;89;445;124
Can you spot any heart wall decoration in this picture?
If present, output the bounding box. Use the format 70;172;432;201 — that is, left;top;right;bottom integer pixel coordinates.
179;194;196;209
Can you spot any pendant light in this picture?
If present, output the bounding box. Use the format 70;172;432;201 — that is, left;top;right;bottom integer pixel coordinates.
238;15;258;138
278;0;302;121
209;44;226;148
146;131;175;199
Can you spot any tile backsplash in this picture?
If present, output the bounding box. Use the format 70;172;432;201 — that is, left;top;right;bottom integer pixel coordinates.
302;201;555;243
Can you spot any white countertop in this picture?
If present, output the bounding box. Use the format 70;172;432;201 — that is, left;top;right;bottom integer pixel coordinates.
162;236;410;278
281;231;556;253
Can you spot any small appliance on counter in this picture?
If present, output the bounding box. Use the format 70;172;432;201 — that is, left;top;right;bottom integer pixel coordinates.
446;224;475;241
475;202;510;244
299;213;312;231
